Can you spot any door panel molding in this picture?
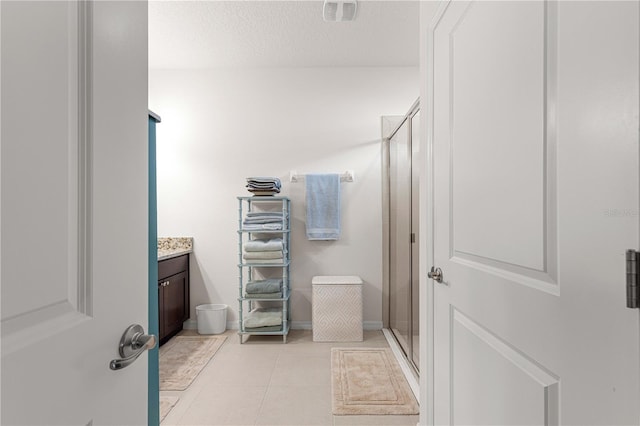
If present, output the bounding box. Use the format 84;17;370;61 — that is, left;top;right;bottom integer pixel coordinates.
451;254;559;296
1;1;93;355
76;0;93;317
446;0;558;290
2;1;149;423
1;302;90;356
429;0;639;424
451;308;559;425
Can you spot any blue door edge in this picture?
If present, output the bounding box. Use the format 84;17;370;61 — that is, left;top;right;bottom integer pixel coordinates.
148;112;160;426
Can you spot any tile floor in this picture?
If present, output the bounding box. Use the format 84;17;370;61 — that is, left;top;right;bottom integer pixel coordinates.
160;329;419;426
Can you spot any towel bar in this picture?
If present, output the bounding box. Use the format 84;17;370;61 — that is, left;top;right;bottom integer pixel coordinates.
289;170;354;183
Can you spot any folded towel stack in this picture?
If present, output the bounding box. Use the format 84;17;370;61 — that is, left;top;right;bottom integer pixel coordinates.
245;278;283;299
242;258;284;264
243;307;283;331
242;213;284;231
246;278;283;293
246;177;281;196
244;237;284;252
243;237;285;265
245;292;282;299
243;251;283;260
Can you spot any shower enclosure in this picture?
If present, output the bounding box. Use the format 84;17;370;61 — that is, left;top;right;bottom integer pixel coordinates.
383;99;420;375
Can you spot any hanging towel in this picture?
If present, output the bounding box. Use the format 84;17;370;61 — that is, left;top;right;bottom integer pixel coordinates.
305;173;341;240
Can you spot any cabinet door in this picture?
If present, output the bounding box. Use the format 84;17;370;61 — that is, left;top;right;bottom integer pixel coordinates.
163;271;188;338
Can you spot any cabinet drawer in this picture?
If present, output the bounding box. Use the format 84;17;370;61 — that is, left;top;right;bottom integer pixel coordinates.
159;254;188;279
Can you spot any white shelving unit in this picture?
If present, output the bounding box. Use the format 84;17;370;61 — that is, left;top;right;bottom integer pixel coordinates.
237;196;291;343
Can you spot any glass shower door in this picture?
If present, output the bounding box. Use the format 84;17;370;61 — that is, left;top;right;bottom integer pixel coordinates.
389;119;412;360
388;106;420;372
410;109;420;368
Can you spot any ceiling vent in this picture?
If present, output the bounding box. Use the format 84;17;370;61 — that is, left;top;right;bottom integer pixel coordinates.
323;0;357;22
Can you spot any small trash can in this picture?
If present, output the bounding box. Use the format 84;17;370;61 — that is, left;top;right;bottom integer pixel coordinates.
196;304;227;335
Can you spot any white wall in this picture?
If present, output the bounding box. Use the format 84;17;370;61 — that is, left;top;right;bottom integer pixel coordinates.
149;67;418;328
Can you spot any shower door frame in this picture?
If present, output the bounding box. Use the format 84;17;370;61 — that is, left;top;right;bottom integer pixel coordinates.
382;98;421;375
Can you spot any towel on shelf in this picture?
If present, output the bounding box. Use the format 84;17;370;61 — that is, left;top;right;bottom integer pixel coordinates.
246;177;281;188
243;250;283;260
243;258;284;264
242;212;284;228
243;307;283;328
243;217;283;225
246;212;283;218
244;292;283;299
244;212;283;219
246;177;281;195
244;238;284;252
305;173;341;240
244;325;283;332
242;223;283;231
246;278;283;294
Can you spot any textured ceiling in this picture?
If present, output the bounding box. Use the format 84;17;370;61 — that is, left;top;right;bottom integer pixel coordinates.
149;1;420;69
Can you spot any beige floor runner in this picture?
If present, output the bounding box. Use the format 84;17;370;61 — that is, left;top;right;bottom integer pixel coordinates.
159;395;179;423
331;347;419;415
160;335;226;391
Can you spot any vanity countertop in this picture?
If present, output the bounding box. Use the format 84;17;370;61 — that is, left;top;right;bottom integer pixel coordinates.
158;237;193;261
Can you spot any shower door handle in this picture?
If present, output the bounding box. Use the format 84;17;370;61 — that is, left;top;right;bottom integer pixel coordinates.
109;324;156;370
428;267;443;283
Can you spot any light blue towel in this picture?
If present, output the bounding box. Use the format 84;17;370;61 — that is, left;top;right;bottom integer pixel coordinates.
305;173;341;240
246;278;283;294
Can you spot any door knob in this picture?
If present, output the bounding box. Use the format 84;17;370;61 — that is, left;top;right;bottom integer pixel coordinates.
428;266;443;283
109;324;156;370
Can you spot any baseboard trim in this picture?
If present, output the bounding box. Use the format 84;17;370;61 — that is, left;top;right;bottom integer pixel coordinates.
364;321;384;330
185;319;240;330
290;321;383;330
184;319;383;331
291;321;312;330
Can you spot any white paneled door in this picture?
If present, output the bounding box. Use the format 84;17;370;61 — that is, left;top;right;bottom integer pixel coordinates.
428;1;639;424
1;1;149;424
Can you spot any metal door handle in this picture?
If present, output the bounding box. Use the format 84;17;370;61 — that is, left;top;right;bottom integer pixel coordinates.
428;266;443;283
109;324;156;370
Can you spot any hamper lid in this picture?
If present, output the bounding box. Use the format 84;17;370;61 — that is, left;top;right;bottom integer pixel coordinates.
312;275;363;285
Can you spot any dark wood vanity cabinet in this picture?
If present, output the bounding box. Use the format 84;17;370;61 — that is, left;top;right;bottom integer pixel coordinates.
158;254;190;345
